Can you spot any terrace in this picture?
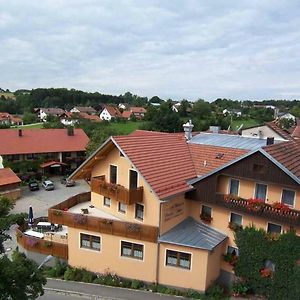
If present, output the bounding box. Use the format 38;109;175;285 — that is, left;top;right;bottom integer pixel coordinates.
16;217;68;260
48;192;158;243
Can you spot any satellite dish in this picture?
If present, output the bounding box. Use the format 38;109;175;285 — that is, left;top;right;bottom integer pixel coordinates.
0;156;3;169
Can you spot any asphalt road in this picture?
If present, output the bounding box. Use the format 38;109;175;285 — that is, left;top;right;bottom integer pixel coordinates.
38;279;188;300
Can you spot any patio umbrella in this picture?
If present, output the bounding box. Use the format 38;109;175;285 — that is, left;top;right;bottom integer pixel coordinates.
28;206;34;226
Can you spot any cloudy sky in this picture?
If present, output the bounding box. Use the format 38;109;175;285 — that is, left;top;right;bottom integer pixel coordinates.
1;0;300;101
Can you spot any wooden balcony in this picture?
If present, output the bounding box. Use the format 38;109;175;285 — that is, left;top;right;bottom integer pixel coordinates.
90;176;143;205
48;192;158;243
215;194;300;226
16;218;68;260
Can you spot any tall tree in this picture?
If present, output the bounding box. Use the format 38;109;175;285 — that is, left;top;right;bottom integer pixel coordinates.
0;196;46;299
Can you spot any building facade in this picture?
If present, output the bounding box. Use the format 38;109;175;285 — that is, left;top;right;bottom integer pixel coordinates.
23;129;300;291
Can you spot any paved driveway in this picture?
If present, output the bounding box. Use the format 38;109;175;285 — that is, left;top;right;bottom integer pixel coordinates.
12;176;90;217
4;176;89;256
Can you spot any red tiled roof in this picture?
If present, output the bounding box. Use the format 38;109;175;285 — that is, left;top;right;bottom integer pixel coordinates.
104;106;121;117
266;121;292;140
0;168;21;186
78;112;101;122
263;139;300;179
130;107;146;113
291;119;300;139
121;111;132;119
40;161;67;168
0;129;89;155
114;131;197;199
113;131;247;199
188;144;248;176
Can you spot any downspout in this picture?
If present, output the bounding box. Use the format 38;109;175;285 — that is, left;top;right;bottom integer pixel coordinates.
155;201;162;285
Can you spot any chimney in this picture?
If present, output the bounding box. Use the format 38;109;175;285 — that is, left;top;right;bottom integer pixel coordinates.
183;120;194;140
67;127;74;136
258;130;263;139
266;137;274;145
18;129;22;137
209;126;220;134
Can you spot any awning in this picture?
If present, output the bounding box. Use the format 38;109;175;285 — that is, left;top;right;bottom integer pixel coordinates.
40;161;67;168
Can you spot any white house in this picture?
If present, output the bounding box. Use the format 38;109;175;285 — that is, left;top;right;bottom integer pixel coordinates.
277;112;296;122
172;103;181;112
99;106;121;121
70;106;96;115
223;108;242;117
36;108;65;122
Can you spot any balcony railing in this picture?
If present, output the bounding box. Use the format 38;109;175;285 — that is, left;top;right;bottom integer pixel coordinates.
16;218;68;260
48;192;158;243
216;194;300;226
91;176;143;205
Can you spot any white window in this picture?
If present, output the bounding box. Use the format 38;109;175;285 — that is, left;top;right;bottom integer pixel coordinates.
121;241;143;260
229;179;239;195
118;202;127;213
281;189;295;207
255;183;267;201
80;233;101;251
166;250;191;269
103;197;111;207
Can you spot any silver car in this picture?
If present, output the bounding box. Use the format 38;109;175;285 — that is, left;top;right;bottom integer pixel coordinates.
42;180;55;191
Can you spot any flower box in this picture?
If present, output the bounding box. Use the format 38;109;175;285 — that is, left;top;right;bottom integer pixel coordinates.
228;222;243;231
200;214;212;223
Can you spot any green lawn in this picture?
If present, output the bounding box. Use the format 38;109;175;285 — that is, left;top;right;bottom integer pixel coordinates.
231;119;261;130
109;121;146;135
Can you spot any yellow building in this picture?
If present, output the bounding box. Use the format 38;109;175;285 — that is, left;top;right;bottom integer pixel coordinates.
46;128;300;292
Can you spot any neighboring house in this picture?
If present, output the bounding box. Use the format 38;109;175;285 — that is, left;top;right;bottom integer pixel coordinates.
0;168;21;200
277;112;297;122
223;109;242;117
129;107;147;119
59;112;77;126
0;112;23;126
121;110;132;120
0;128;89;171
241;121;292;141
99;105;122;121
26;124;300;292
35;108;65;122
118;103;129;110
172;102;181;112
70;106;96;115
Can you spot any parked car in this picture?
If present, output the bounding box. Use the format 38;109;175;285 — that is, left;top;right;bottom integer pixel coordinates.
28;181;39;191
61;177;76;187
42;180;55;191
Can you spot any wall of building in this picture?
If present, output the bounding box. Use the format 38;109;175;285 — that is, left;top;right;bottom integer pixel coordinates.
158;243;209;292
241;125;286;141
216;175;300;210
160;196;189;235
91;146;160;227
68;227;158;283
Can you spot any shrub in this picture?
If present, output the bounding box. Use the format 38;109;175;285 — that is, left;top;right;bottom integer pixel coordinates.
205;284;224;299
130;279;143;289
231;281;250;297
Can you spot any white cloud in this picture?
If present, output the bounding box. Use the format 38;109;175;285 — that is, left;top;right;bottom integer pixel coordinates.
0;0;300;100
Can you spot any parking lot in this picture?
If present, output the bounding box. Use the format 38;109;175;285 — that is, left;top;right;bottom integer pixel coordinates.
13;176;90;217
4;176;89;256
